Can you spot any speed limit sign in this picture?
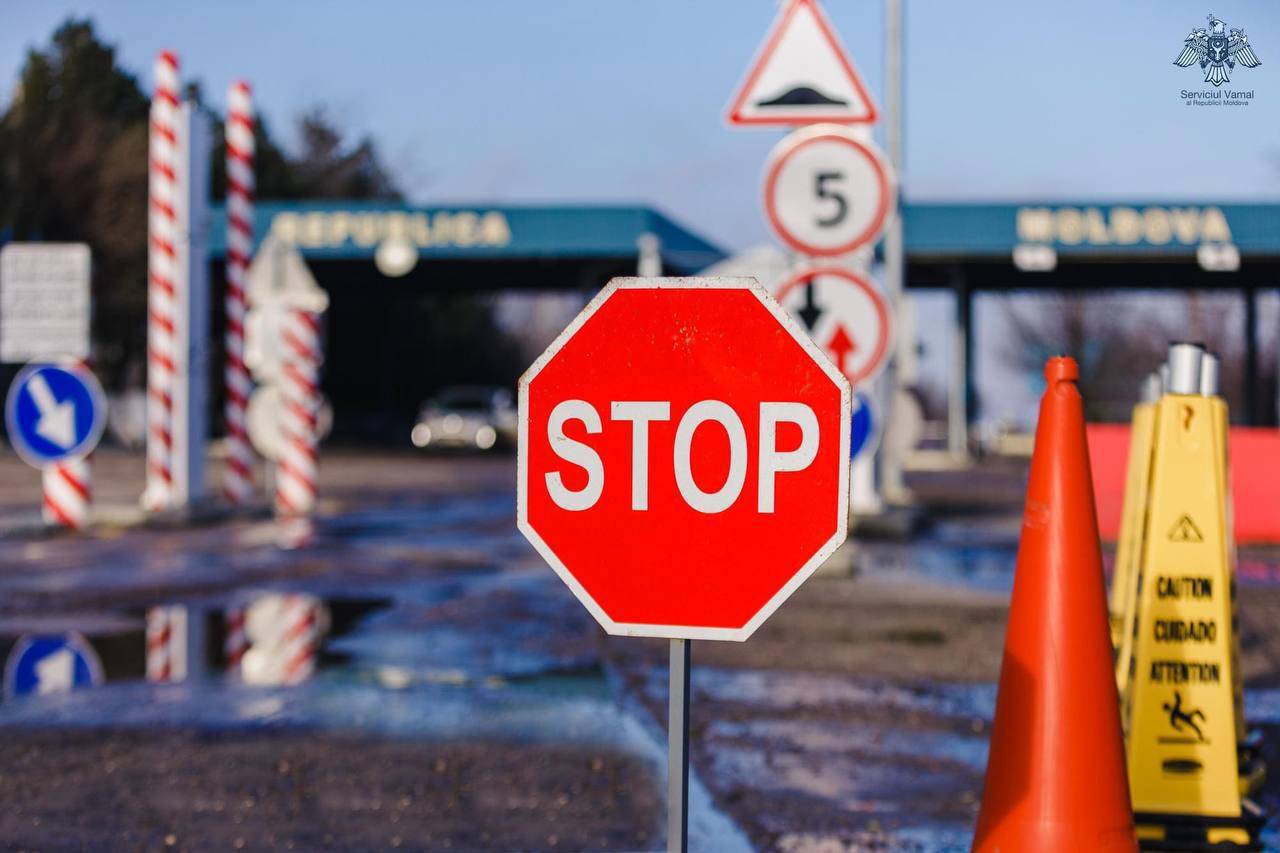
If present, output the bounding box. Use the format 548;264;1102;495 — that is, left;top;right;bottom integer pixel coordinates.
763;124;894;257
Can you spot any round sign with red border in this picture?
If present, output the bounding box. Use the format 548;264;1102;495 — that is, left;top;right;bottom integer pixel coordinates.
774;267;893;388
763;124;894;257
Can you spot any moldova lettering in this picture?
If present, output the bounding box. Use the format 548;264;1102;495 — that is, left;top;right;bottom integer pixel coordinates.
1016;206;1231;247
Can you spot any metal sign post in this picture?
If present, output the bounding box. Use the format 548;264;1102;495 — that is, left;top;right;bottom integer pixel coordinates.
667;638;691;853
172;99;213;508
880;0;908;501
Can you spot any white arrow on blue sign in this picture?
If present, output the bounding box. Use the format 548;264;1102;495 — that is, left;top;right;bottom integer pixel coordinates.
3;633;104;700
5;362;106;468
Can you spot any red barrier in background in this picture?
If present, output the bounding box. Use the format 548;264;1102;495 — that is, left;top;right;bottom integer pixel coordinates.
1087;424;1280;544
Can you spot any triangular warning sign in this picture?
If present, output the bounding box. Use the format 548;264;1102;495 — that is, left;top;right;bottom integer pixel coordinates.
1168;514;1204;543
726;0;879;127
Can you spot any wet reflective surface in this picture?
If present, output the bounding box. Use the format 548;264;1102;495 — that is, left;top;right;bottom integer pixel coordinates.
1;453;1280;849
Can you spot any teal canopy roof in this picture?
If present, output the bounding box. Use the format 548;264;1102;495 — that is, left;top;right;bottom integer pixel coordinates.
210;200;1280;268
903;202;1279;258
208;202;725;272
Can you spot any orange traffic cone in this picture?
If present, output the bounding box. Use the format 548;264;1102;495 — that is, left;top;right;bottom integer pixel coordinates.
972;358;1136;852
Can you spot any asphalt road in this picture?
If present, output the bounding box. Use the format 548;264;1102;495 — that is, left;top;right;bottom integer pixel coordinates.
0;449;1277;851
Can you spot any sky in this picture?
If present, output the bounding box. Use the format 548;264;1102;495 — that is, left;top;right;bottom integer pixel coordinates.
1;0;1276;251
0;0;1277;424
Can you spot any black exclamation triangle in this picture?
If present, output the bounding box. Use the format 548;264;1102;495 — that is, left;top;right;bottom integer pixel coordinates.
1168;515;1204;543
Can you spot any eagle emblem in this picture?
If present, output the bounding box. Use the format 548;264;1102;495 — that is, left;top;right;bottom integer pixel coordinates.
1175;14;1262;86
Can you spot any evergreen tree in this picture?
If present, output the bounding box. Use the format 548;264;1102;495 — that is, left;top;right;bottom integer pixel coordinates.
0;18;401;389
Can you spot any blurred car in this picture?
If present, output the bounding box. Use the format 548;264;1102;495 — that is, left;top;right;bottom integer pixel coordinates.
411;385;517;451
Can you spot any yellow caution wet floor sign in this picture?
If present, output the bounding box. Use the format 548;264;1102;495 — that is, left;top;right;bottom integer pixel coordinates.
1111;396;1156;701
1123;387;1262;848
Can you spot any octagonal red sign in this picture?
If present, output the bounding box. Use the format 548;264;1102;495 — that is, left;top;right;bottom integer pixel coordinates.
518;277;851;641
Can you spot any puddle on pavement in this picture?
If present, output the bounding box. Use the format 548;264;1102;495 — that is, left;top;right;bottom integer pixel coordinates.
4;494;1280;850
0;486;600;711
319;494;527;559
0;545;749;851
0;506;644;797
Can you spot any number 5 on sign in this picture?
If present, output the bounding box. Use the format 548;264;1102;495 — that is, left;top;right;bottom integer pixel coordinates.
764;124;894;257
814;173;848;227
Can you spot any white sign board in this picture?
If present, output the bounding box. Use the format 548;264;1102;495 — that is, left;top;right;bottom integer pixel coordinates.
0;243;91;363
764;125;894;258
246;385;332;461
244;235;328;384
726;0;878;126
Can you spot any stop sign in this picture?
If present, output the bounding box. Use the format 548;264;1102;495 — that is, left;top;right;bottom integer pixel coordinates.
518;277;851;641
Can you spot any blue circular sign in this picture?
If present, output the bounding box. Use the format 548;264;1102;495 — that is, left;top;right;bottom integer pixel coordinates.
3;633;104;700
850;391;880;459
5;362;106;468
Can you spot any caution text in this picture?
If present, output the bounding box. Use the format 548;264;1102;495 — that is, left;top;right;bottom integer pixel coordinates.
1156;575;1213;600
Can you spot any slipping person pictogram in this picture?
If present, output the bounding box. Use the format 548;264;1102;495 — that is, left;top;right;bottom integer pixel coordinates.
1163;691;1207;742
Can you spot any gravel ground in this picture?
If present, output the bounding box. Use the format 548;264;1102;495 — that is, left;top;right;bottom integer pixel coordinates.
604;572;1001;849
603;545;1280;849
0;730;661;852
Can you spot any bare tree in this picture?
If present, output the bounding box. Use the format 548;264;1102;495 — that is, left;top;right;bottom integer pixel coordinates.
999;291;1248;422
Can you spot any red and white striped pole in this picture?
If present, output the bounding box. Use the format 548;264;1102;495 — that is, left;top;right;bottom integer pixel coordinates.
224;604;247;677
275;310;321;516
144;51;180;512
241;593;328;685
277;516;316;550
279;594;321;684
42;457;92;530
145;604;187;683
223;81;256;504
